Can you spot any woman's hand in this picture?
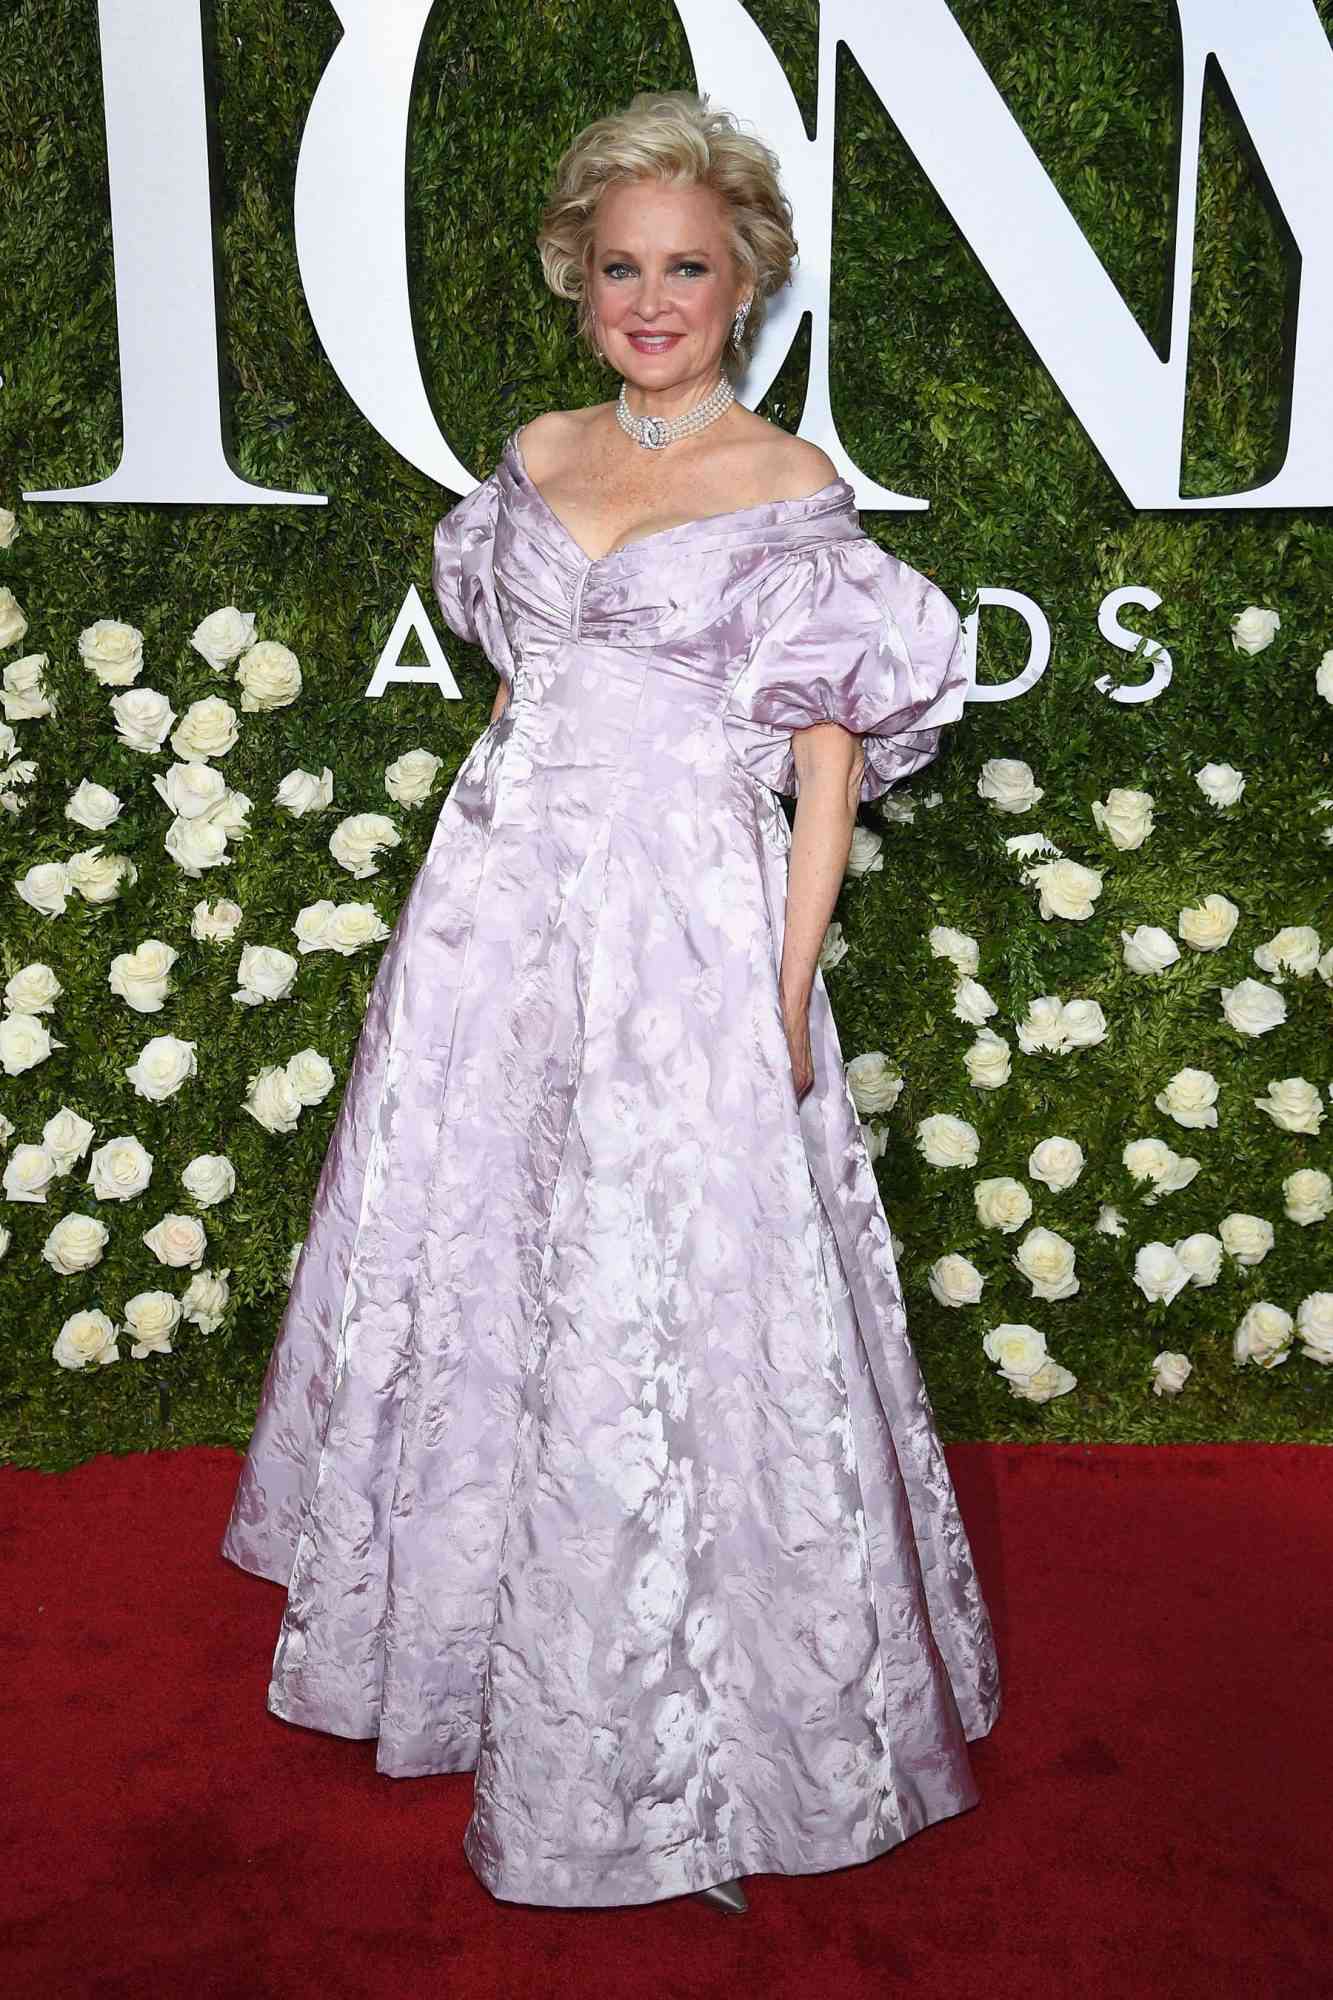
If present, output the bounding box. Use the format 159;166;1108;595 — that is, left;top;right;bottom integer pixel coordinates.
781;989;814;1104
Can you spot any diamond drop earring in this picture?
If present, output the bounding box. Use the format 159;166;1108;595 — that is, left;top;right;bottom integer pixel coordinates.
730;297;752;350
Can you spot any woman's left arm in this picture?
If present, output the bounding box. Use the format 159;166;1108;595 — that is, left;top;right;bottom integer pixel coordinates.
778;721;865;1103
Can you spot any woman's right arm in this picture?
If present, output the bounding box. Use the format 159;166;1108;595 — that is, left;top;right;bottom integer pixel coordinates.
489;680;511;724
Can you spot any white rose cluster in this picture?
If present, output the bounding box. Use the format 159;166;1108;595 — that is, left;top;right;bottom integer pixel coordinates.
244;1048;336;1134
292;899;391;956
981;1323;1076;1404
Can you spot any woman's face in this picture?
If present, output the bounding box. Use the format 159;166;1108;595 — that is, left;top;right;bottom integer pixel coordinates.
587;177;749;391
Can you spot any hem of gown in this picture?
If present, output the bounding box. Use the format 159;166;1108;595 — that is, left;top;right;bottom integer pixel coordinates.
461;1787;982;1910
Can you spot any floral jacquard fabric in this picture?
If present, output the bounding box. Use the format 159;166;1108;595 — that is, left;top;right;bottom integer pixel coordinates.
222;428;1000;1908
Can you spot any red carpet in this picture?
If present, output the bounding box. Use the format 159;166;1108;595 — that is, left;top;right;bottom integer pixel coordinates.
1;1442;1329;1999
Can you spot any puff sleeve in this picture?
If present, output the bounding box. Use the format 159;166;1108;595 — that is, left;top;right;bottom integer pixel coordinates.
431;468;514;685
722;537;970;803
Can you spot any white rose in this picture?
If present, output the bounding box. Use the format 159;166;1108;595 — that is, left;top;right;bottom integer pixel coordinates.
818;922;848;972
15;859;71;915
1015;995;1073;1054
1283;1167;1332;1227
181;1153;235;1207
845;825;883;877
42;1107;95;1174
1155;1067;1219;1130
142;1212;207;1269
152;760;227;820
982;1321;1048;1376
67;845;136;904
2;653;53;720
0;1111;12;1144
3;1142;58;1202
286;1047;335;1105
1006;832;1063;863
52;1308;120;1370
108;938;178;1014
1220;977;1286;1037
0;722;14;762
245;1065;302;1134
208;789;251;841
1133;1241;1191;1304
125;1034;197;1101
78;617;144;686
915;1113;979;1169
285;1240;303;1283
1253;1076;1324;1135
4;960;62;1014
1252;926;1321;982
124;1289;182;1358
87;1134;153;1201
42;1211;110;1275
879;795;915;826
1318;650;1333;705
165;814;229;877
973;1176;1032;1233
845;1052;903;1118
927;1253;984;1307
65;779;124;831
1195;763;1245;808
292;899;336;952
861;1119;888;1160
1296;1293;1333;1364
1151;1351;1192;1397
0;585;28;648
953;977;999;1026
1005;1357;1077;1404
1173;1233;1224;1287
235;639;302;711
0;1011;63;1075
110;686;175;753
1028;1136;1084;1192
170;695;239;763
1095;1204;1127;1236
1014;1225;1078;1300
1091;786;1154;849
1178;893;1239;951
1023;857;1103;922
1232;1300;1292;1369
190;605;256;671
275;766;333;816
232;944;298;1006
0;506;16;547
1060;1000;1108;1049
928;925;980;976
977;758;1043;812
1122;1139;1199;1203
963;1027;1010;1088
1220;1212;1274;1266
325;901;390;955
384;748;443;809
328;811;401;879
1229;605;1280;655
182;1266;231;1334
1121;925;1181;975
0;1222;8;1259
191;897;242;942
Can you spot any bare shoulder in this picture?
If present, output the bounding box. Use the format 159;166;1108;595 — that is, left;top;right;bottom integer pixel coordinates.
514;404;610;475
731;414;840;500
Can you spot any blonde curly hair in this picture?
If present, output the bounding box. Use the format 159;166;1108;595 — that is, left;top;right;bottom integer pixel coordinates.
537;90;798;380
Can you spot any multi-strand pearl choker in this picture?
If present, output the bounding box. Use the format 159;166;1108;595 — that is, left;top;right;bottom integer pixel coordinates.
615;374;735;450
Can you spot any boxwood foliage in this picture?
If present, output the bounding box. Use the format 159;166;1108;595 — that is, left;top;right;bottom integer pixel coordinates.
0;0;1330;1467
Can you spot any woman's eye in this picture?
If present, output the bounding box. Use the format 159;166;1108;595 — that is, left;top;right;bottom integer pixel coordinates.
601;262;708;279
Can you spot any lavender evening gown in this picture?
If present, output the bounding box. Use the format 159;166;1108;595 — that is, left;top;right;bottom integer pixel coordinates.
221;425;1001;1908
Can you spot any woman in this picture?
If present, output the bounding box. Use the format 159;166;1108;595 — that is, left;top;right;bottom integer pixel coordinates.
222;89;1000;1916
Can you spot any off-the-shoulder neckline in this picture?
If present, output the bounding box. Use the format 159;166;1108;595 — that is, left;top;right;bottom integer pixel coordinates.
503;426;855;567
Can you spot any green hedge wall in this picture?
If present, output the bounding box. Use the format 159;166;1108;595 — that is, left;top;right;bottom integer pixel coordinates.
1;0;1330;1468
